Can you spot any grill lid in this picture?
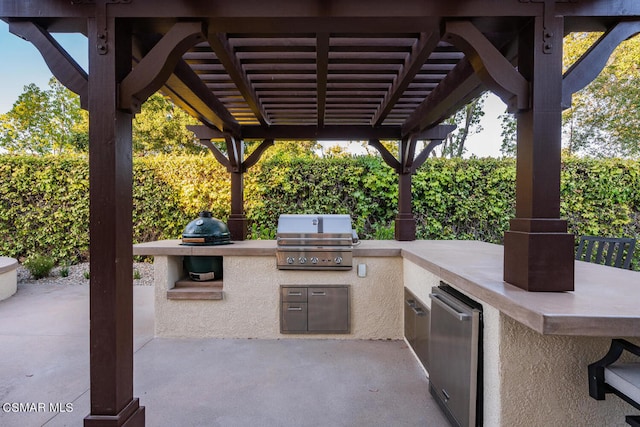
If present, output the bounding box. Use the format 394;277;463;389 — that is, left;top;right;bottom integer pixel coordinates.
181;211;232;246
276;214;357;247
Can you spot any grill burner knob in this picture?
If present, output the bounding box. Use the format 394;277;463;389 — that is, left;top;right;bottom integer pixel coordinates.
334;256;343;264
299;257;307;264
286;256;295;265
311;257;319;264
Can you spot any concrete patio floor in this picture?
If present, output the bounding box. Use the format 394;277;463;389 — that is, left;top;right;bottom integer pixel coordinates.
0;281;450;427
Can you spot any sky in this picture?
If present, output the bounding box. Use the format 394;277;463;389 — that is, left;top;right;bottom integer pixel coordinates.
0;21;506;157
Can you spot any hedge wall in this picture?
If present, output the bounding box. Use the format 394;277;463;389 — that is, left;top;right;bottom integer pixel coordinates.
1;154;638;269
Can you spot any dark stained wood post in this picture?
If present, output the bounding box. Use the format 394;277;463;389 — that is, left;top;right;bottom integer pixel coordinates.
226;135;248;240
503;14;575;292
395;171;416;241
228;168;247;240
84;14;145;427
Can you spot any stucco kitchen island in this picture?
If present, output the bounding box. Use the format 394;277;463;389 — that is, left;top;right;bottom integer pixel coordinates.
134;239;640;426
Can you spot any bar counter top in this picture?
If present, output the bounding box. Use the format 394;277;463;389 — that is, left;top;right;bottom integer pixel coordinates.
134;239;640;337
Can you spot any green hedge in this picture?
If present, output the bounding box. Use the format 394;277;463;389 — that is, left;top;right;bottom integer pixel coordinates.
0;154;638;269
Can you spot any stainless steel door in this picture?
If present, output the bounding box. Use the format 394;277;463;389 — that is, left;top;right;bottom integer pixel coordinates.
281;302;308;332
308;287;349;333
429;287;481;427
405;288;430;371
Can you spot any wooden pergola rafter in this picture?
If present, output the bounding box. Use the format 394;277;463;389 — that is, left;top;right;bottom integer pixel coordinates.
2;1;640;425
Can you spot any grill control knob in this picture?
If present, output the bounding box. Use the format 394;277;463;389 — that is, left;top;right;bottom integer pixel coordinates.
286;256;295;264
334;256;343;264
298;256;307;264
311;257;319;264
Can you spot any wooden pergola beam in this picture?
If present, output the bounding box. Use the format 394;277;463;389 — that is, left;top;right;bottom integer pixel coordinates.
132;32;241;135
372;28;441;126
402;58;483;136
161;60;241;136
3;0;640;24
189;124;455;141
120;21;206;113
443;20;529;112
207;32;270;126
316;32;329;127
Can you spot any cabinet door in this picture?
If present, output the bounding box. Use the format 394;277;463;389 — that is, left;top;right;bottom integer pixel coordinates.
413;300;430;371
308;287;349;333
404;289;417;345
281;303;308;332
281;287;307;302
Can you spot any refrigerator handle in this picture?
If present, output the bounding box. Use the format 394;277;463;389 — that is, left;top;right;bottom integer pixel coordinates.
429;293;471;321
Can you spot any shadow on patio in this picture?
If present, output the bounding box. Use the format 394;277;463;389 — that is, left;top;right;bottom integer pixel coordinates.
0;281;449;426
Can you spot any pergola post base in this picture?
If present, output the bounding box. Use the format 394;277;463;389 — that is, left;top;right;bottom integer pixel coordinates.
227;214;248;241
504;229;575;292
395;214;416;241
84;398;145;427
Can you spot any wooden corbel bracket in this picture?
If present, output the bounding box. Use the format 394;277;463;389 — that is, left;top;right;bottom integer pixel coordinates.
119;21;206;113
411;124;456;173
368;139;401;173
242;139;274;171
9;21;89;109
225;134;243;173
443;20;530;113
399;134;419;175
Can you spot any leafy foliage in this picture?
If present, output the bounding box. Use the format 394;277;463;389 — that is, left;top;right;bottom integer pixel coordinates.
412;158;516;242
0;154;638;269
438;95;486;158
499;112;517;157
132;94;205;155
0;154;90;262
0;79;88;154
0;82;209;155
23;254;55;279
562;32;640;158
498;33;640;159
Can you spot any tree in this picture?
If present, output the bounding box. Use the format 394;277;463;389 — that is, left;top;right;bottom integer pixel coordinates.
132;93;205;155
499;112;516;157
437;94;485;158
498;33;640;159
0;81;208;155
562;32;640;158
0;78;88;154
247;139;320;162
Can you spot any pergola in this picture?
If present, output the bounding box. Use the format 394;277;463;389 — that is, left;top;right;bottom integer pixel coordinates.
2;1;639;425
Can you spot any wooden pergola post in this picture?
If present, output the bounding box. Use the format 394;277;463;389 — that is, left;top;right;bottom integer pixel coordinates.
84;14;145;427
225;135;248;240
503;14;575;292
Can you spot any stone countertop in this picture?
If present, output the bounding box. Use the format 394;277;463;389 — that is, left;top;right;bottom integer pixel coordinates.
133;239;640;337
132;239;403;257
400;240;640;337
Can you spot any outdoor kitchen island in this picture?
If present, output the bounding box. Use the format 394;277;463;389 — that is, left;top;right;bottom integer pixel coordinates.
134;239;640;426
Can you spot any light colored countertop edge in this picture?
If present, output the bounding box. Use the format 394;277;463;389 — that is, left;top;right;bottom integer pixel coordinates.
0;256;18;275
133;239;640;337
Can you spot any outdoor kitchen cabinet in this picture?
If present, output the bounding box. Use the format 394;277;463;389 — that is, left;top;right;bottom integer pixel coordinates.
404;288;430;371
280;285;350;334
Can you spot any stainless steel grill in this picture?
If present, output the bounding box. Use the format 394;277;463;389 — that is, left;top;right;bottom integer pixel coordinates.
276;214;359;270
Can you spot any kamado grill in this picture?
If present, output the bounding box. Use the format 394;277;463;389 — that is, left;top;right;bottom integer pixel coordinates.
180;211;231;281
276;214;359;270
